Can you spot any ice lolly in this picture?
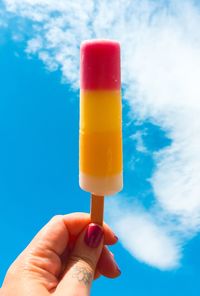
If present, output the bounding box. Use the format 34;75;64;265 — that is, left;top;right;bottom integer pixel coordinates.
79;40;123;224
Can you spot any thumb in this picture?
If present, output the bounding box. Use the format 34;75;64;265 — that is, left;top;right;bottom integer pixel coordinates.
56;223;104;296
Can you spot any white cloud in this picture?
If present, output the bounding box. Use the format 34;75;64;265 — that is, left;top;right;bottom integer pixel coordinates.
2;0;200;270
106;198;181;270
26;37;42;53
0;2;8;29
130;131;148;153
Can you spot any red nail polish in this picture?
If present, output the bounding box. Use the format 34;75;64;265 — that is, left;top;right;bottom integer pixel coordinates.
115;262;121;274
114;235;119;242
84;224;103;248
110;252;121;275
116;266;121;275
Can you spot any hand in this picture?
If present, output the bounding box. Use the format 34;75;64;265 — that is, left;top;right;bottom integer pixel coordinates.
1;213;121;296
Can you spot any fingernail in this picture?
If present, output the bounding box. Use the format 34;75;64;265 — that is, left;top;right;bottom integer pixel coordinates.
84;224;103;248
114;235;119;242
109;251;121;275
115;262;121;275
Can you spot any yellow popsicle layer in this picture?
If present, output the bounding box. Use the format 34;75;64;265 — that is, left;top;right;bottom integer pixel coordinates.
80;90;122;132
79;90;122;177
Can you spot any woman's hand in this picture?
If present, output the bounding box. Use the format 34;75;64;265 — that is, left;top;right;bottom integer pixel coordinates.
1;213;121;296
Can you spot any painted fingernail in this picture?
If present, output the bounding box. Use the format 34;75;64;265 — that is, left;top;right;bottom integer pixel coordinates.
109;251;121;275
115;263;121;274
84;224;103;248
114;235;119;242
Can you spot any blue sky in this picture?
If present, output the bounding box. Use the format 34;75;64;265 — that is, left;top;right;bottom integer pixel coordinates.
1;0;200;295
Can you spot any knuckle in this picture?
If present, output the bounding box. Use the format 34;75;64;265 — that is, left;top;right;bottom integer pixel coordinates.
50;215;63;223
6;263;18;278
5;256;29;280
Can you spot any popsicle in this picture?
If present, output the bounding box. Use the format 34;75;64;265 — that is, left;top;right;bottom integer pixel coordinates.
79;40;123;225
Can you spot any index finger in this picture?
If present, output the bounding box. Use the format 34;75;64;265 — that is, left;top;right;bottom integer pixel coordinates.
63;212;117;245
26;212;117;258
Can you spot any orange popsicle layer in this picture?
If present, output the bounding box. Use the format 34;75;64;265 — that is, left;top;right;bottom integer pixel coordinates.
79;90;122;177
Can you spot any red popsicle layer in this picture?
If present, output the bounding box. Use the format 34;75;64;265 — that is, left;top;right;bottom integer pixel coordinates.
80;40;121;90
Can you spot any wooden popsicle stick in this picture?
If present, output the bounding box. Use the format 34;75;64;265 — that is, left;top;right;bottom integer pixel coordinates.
90;194;104;226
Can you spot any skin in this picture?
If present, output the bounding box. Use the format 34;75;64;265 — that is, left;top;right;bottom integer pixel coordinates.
1;213;120;296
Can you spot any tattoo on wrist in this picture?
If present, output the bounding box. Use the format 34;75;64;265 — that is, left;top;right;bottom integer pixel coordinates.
71;265;93;286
